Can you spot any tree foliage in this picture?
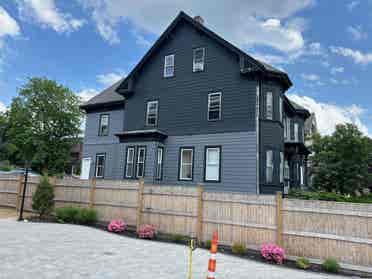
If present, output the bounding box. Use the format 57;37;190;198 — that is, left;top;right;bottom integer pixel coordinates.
32;175;55;217
6;77;82;174
311;123;372;195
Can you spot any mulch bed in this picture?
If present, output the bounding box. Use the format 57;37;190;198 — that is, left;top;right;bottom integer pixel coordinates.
26;216;371;278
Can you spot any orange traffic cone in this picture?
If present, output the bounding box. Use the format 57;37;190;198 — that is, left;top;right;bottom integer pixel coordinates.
207;231;218;279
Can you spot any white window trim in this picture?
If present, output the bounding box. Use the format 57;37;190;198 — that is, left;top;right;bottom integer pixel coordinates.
279;96;283;123
136;147;146;178
300;165;305;185
287;118;291;141
156;147;164;180
146;100;158;126
179;148;194;181
208;92;222;121
95;154;105;178
266;150;273;183
283;116;287;139
99;114;109;136
266;92;273;120
163;54;175;77
284;160;290;180
205;147;221;182
193;47;205;72
125;147;135;178
294;123;299;142
280;152;284;183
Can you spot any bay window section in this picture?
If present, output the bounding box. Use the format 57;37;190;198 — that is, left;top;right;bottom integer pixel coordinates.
136;147;146;178
95;154;106;178
156;147;164;180
125;147;135;178
205;147;221;182
266;150;273;183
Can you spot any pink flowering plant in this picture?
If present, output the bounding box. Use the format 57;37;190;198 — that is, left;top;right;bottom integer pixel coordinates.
107;219;126;233
261;243;285;264
138;224;157;239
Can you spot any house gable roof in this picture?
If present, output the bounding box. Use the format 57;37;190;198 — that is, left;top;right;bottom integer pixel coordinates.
116;11;292;96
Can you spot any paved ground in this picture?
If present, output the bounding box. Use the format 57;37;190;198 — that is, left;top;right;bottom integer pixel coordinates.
0;220;347;279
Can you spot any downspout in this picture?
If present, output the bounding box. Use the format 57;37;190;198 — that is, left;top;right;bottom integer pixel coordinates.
256;80;261;194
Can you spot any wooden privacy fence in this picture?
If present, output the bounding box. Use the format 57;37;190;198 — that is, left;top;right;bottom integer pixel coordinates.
0;175;371;268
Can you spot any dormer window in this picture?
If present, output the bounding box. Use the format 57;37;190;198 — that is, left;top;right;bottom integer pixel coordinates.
164;54;174;77
193;48;205;72
146;101;158;126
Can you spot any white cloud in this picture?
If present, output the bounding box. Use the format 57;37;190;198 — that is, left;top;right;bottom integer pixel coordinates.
0;6;21;39
288;94;369;136
330;66;344;75
18;0;85;33
347;1;359;11
346;25;367;41
301;73;319;81
96;71;125;87
77;88;99;102
79;0;314;53
0;101;7;113
330;46;372;65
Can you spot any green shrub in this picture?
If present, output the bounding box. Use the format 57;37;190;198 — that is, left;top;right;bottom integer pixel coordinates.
232;243;247;255
55;207;80;223
171;234;187;244
288;189;372;204
296;257;310;270
0;165;13;171
32;175;55;217
322;258;340;273
76;208;97;225
204;240;212;249
55;207;97;225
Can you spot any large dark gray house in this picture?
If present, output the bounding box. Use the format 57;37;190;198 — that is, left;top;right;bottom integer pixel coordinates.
80;11;310;194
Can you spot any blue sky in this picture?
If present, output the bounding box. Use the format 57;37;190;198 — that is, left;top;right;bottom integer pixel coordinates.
0;0;371;136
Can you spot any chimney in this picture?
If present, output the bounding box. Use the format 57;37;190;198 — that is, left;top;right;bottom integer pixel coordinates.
194;15;204;25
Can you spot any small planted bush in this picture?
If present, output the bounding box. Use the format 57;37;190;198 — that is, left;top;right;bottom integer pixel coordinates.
261;243;285;264
322;258;340;273
138;224;156;239
55;207;79;223
171;234;186;244
108;219;126;233
32;175;55;218
55;207;97;225
232;243;247;255
76;208;97;225
204;240;212;249
296;257;310;270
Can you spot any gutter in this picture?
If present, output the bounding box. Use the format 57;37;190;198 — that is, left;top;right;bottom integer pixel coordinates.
256;80;261;194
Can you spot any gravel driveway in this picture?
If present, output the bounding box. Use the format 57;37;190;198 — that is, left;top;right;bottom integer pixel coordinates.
0;220;346;279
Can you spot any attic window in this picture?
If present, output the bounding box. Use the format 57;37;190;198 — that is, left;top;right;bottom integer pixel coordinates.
164;54;175;77
193;48;205;72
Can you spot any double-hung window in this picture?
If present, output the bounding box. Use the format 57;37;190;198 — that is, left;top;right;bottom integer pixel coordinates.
300;165;305;185
284;160;290;180
208;92;221;121
98;114;109;136
193;47;205;72
283;116;287;139
287;118;291;140
125;147;135;178
156;147;164;180
95;154;106;178
136;147;146;178
205;147;221;182
146;101;158;126
280;152;284;183
164;54;175;77
266;150;273;183
266;92;273;120
294;123;299;142
179;148;194;181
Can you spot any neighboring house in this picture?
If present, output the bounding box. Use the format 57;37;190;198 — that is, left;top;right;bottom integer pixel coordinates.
80;12;310;194
304;113;318;147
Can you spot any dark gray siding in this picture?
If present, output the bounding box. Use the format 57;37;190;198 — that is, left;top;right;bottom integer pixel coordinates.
259;80;284;194
83;108;125;145
124;22;257;136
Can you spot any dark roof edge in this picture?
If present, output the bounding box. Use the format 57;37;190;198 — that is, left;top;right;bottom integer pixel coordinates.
80;100;125;112
116;11;291;95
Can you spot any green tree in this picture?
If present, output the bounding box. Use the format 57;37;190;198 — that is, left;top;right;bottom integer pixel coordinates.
312;123;371;195
6;77;82;174
32;175;55;217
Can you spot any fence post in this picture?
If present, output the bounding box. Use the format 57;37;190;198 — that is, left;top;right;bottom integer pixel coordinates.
89;177;97;208
16;176;24;211
196;184;204;245
136;178;145;232
276;191;284;247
